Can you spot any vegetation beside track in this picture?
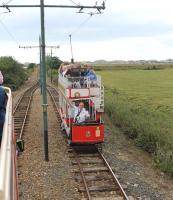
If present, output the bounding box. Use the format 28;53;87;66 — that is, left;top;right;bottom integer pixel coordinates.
98;68;173;176
0;56;33;90
93;63;173;71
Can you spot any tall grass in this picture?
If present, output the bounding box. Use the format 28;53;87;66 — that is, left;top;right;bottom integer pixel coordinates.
105;90;173;175
93;63;173;71
100;69;173;176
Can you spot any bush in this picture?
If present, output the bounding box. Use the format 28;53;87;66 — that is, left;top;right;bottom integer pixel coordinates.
46;56;62;70
0;56;28;90
28;63;36;70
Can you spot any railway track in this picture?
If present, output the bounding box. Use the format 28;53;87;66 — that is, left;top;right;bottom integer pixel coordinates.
13;82;39;140
47;85;129;200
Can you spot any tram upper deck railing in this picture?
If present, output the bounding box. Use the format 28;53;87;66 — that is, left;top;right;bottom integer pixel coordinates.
58;73;102;89
0;87;17;200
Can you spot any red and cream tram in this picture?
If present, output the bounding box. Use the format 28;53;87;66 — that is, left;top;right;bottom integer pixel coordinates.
58;63;104;144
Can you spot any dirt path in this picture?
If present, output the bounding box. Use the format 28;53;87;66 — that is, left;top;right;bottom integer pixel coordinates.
103;115;173;200
17;89;79;200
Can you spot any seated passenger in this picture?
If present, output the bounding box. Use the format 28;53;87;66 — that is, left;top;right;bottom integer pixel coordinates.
80;67;86;77
71;63;81;69
70;68;80;77
59;63;67;74
62;65;68;77
73;80;81;88
0;87;7;145
84;65;97;86
86;67;97;81
74;102;90;123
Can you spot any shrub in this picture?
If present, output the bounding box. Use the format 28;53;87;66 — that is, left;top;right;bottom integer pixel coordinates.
0;56;28;90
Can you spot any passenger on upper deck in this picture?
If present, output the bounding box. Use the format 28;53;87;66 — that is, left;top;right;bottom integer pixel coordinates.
62;65;68;77
0;86;7;145
61;63;81;77
84;65;97;86
60;62;69;77
74;102;90;124
69;63;81;77
60;63;98;88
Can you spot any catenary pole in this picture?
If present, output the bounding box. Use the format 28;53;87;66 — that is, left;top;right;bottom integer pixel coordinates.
40;0;49;161
39;36;43;95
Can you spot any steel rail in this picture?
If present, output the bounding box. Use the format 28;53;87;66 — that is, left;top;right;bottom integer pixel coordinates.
13;94;23;114
46;86;58;110
73;151;92;200
19;94;32;139
98;150;129;200
13;82;39;139
13;82;38;114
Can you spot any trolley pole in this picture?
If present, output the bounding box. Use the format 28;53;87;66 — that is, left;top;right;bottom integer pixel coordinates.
40;0;49;161
69;34;74;63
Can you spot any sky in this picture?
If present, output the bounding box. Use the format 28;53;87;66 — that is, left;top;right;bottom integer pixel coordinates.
0;0;173;63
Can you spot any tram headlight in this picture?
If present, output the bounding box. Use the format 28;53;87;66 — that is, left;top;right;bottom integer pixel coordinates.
95;127;100;137
86;130;91;137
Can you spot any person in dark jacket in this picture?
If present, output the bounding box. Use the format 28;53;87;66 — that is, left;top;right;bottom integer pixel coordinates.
0;86;7;145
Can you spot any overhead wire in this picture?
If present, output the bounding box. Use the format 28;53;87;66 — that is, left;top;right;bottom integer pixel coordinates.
0;0;13;13
70;14;92;36
0;0;13;6
67;0;105;50
69;0;105;36
68;0;80;6
0;18;19;46
0;0;20;46
67;3;101;62
3;0;13;4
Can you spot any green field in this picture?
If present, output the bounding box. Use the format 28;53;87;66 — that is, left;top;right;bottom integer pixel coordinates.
98;68;173;175
93;63;173;71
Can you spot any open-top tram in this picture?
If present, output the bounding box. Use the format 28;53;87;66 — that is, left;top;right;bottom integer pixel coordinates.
58;63;104;144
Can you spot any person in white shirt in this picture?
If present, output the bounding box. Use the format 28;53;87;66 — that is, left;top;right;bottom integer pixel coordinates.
62;65;68;77
74;102;90;123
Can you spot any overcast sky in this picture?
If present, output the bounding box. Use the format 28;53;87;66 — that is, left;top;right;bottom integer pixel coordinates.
0;0;173;63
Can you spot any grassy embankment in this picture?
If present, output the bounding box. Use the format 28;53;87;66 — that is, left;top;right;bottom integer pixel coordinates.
97;65;173;176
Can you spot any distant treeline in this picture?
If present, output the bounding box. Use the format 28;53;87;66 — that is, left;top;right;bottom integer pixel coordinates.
93;63;173;71
0;56;35;90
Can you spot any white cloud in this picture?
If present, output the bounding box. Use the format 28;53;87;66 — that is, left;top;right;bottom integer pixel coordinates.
1;0;173;62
